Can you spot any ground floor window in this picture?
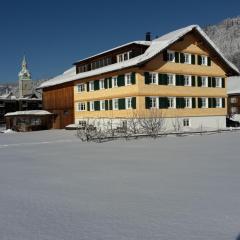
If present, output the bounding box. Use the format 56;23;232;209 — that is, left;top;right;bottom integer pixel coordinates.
183;118;190;127
125;97;132;109
150;97;158;108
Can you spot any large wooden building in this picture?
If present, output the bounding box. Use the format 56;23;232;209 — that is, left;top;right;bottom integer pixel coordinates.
39;25;239;130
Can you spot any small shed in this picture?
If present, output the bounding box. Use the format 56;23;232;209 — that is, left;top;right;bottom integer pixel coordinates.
4;110;53;132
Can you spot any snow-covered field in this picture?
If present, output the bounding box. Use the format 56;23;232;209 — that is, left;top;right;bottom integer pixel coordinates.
0;130;240;240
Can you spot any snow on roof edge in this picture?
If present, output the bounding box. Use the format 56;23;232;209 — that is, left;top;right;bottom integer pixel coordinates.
39;25;240;89
4;110;53;117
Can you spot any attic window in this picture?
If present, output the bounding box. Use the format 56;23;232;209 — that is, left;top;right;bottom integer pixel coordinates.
117;51;132;62
167;51;175;62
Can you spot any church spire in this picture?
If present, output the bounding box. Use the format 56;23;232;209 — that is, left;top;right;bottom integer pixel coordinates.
18;55;31;80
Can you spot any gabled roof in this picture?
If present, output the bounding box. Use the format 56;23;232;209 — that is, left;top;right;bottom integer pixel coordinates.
227;76;240;95
38;25;240;89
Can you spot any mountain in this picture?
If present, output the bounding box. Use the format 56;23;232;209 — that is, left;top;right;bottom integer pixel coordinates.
204;16;240;71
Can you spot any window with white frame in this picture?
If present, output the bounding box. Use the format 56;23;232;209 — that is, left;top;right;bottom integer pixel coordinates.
183;118;190;127
185;97;192;108
150;97;158;108
230;97;237;103
201;55;208;66
112;76;118;87
184;53;191;64
168;97;176;108
125;73;131;86
77;102;86;111
167;74;175;85
117;51;131;62
215;77;222;88
90;101;94;111
201;76;208;87
99;79;105;90
100;100;105;110
113;99;119;110
184;75;191;86
167;50;175;62
216;98;222;108
149;72;158;84
201;97;208;108
89;81;94;91
125;97;132;109
77;83;85;93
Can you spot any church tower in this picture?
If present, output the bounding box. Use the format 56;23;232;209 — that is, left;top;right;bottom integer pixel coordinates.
18;56;33;98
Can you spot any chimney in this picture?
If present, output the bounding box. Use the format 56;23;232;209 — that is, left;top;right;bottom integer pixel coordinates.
145;32;151;41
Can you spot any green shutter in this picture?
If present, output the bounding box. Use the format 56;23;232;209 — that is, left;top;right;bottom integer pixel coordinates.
212;98;217;108
132;97;136;109
192;98;196;108
208;98;213;108
159;97;169;109
94;101;100;111
86;82;89;91
163;50;168;61
222;98;225;108
192;76;196;86
197;76;202;87
176;98;185;108
108;77;112;88
191;54;195;64
109;99;112;110
118;98;125;110
175;52;179;63
176;75;184;86
105;100;109;110
212;77;216;88
180;53;185;63
87;102;90;111
222;78;225;88
144;72;150;84
198;55;202;65
198;98;202;108
207;57;211;66
94;80;99;90
145;97;151;109
159;74;168;85
131;72;136;84
180;75;185;86
104;78;108;89
208;77;212;87
117;75;125;87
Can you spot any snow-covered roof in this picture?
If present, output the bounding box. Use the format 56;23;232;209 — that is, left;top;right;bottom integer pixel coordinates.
74;41;151;64
227;76;240;95
38;25;240;89
5;110;52;117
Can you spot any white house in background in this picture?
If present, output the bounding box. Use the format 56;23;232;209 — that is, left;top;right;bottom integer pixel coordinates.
227;76;240;122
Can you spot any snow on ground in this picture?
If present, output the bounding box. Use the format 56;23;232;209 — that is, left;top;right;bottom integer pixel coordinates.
0;130;240;240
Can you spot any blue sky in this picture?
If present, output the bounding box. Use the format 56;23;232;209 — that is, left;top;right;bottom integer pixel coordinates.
0;0;239;83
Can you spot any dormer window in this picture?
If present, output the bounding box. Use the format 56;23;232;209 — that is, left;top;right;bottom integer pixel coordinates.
167;51;175;62
117;51;132;63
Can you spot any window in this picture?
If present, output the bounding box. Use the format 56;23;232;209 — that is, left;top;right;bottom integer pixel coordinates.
89;81;94;91
117;51;131;62
125;97;132;109
90;101;94;111
90;57;112;70
100;100;105;110
168;97;176;108
231;107;237;113
99;79;105;89
184;75;191;86
185;97;192;108
112;76;118;87
183;118;190;127
215;77;222;88
150;97;158;108
167;74;175;85
149;72;158;84
78;64;88;73
184;53;191;64
230;97;237;104
77;83;85;92
201;76;208;87
125;73;131;86
113;99;119;110
201;97;208;108
167;50;175;62
216;98;222;108
201;55;208;66
77;102;86;111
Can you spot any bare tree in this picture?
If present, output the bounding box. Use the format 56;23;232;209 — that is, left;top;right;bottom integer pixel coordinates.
172;116;183;134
